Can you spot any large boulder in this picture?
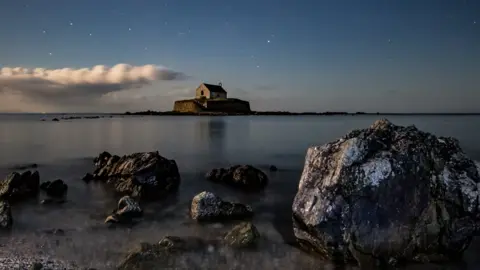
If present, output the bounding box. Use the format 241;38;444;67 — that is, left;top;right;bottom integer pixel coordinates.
105;195;143;224
92;151;181;200
0;200;12;229
292;119;480;267
0;171;40;201
205;165;268;191
190;191;253;222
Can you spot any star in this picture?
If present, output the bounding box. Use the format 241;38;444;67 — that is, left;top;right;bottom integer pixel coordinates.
69;22;73;26
89;33;92;36
128;28;132;31
267;40;271;43
474;21;477;24
48;52;52;56
256;65;260;68
42;30;46;34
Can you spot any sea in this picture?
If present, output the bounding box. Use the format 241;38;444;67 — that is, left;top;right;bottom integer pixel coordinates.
0;114;479;269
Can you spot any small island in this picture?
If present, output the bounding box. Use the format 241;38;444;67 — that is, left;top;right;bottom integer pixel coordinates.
173;83;251;113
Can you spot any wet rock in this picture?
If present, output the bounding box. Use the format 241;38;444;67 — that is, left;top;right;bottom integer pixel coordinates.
206;165;268;191
118;236;216;269
190;191;253;222
224;222;260;248
52;118;59;122
0;200;12;229
82;173;94;183
40;179;68;197
92;151;181;200
105;196;142;224
0;171;40;201
292;119;480;266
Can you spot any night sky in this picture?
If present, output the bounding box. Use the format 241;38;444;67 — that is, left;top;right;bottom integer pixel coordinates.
0;0;478;113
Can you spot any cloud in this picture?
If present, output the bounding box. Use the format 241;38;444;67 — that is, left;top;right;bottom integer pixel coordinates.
0;64;185;112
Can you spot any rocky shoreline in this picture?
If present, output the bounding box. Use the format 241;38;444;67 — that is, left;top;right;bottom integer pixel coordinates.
1;119;480;269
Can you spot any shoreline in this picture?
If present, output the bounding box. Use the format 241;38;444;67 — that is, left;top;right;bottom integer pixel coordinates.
123;111;480;116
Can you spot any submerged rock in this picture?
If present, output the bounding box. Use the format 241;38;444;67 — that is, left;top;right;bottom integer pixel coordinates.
206;165;268;191
40;179;68;197
105;195;143;224
292;119;480;267
92;151;181;200
224;222;260;248
0;200;12;229
190;191;253;222
0;171;40;201
82;173;94;183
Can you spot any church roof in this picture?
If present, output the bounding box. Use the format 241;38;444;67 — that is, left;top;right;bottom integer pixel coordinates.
202;83;227;93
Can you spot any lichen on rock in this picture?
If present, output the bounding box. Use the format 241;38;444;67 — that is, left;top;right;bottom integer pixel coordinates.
292;119;480;267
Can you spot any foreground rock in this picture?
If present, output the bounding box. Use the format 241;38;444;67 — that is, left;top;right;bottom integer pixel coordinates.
105;196;142;224
0;171;40;201
92;151;181;200
118;236;218;269
292;119;480;267
206;165;268;191
190;191;253;222
224;222;260;248
0;200;12;229
40;179;68;197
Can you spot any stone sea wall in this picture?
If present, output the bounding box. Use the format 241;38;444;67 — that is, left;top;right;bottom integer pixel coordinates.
173;98;251;113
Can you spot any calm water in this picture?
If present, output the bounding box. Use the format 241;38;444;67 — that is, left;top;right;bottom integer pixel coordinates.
0;114;479;269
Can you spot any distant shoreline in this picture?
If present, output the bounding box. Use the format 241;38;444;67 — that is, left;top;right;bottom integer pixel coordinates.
122;111;480;116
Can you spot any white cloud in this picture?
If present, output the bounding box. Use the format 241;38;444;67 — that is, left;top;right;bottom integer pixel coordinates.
0;64;185;112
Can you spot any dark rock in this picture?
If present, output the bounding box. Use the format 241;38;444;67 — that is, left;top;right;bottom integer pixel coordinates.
205;165;268;191
0;200;12;229
190;191;253;222
82;173;94;183
224;222;260;248
40;179;68;197
118;236;217;269
269;165;278;172
52;118;59;122
105;196;142;224
292;119;480;266
30;262;43;270
0;170;40;201
92;151;181;200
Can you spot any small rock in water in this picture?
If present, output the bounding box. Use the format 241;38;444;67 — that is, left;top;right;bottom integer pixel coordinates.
40;179;68;197
0;200;13;229
205;165;268;191
224;222;260;248
269;165;278;172
52;118;59;122
105;196;142;225
190;191;253;222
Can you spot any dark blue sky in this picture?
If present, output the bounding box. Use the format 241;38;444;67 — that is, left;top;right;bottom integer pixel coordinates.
0;0;479;112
